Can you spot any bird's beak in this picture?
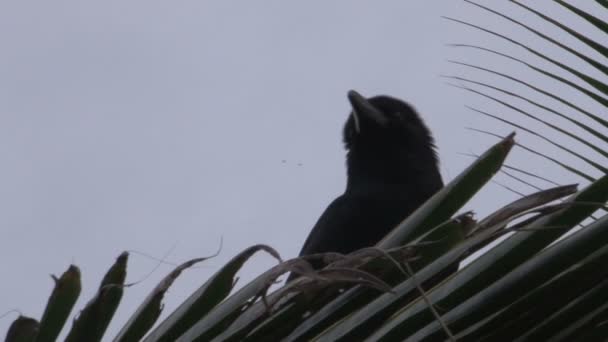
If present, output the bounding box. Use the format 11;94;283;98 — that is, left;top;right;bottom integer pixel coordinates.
347;90;388;133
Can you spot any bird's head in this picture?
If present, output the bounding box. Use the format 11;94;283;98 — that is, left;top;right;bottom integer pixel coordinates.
343;90;440;184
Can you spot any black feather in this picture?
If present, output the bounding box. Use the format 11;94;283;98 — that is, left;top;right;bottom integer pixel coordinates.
288;90;443;281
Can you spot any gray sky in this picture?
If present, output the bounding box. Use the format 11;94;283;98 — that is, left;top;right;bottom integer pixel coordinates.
1;1;603;338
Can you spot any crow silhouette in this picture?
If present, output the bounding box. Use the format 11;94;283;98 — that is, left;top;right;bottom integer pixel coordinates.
288;90;443;282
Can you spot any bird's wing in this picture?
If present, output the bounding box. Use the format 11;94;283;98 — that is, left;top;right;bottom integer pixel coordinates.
298;194;369;257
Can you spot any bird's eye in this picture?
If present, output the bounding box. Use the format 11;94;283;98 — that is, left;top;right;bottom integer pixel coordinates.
392;111;405;122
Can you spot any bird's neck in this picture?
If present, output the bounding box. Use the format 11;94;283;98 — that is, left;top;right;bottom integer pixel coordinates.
345;151;440;192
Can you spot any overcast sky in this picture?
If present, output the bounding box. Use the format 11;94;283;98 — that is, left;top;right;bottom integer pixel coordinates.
1;1;605;339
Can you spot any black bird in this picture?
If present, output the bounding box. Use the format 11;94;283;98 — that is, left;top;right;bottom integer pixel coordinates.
289;90;443;281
